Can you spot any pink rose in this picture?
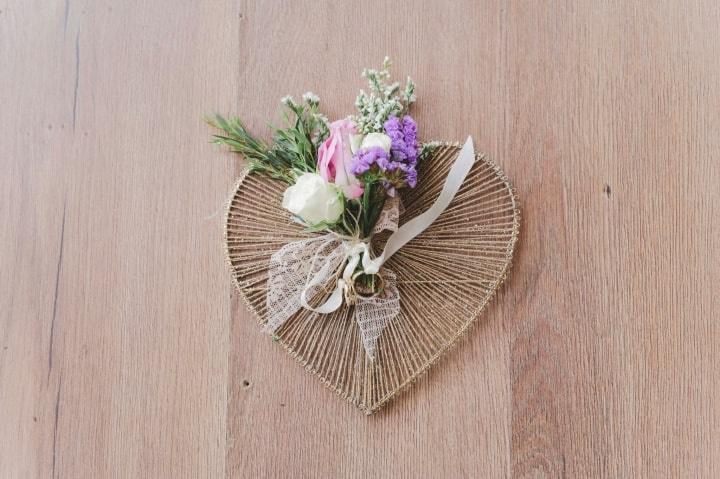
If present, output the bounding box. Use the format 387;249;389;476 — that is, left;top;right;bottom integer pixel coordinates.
317;119;364;199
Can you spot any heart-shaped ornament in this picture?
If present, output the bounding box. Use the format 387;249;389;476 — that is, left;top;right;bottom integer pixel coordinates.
225;143;519;414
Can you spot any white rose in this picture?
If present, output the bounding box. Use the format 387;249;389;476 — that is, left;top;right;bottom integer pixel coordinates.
282;173;344;225
351;132;392;154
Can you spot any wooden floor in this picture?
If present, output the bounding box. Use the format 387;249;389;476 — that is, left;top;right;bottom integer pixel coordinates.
2;1;719;477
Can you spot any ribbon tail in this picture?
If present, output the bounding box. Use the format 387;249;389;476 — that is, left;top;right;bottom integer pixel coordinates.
354;269;400;360
364;136;476;274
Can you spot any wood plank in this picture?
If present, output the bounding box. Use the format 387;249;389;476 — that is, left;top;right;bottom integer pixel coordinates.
0;0;237;476
505;2;720;476
1;0;718;477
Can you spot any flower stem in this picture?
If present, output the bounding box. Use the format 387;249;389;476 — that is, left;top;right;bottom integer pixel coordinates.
361;182;371;238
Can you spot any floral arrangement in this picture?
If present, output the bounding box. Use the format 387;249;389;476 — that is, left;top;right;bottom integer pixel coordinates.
209;58;479;361
208;57;433;245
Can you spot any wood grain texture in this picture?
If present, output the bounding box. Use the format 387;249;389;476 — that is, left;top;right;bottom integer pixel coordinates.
1;0;718;477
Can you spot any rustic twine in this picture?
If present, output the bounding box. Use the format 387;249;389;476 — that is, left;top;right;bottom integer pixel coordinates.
224;143;520;414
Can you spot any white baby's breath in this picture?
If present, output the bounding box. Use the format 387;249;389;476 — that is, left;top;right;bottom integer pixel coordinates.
302;91;320;106
351;57;415;134
280;95;296;107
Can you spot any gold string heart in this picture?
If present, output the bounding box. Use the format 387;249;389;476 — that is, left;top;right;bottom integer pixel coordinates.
224;143;520;414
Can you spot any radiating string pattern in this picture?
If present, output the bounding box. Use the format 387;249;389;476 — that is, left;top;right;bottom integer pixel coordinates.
224;144;520;414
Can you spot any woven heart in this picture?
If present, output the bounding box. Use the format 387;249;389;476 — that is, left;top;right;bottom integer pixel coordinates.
224;143;519;414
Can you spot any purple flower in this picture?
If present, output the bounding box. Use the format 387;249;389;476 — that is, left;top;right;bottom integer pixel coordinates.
384;116;402;137
386;161;402;172
402;164;418;188
382;115;420;189
349;116;420;195
384;115;419;163
376;155;390;171
402;116;418;162
350;146;389;175
384;116;407;160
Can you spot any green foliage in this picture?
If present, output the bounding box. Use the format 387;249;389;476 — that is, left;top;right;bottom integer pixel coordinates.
207;93;330;184
418;141;440;162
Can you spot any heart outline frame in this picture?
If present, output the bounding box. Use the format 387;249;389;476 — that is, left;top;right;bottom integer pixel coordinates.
224;143;520;414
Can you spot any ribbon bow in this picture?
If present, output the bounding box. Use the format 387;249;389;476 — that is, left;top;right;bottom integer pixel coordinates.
265;137;476;359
